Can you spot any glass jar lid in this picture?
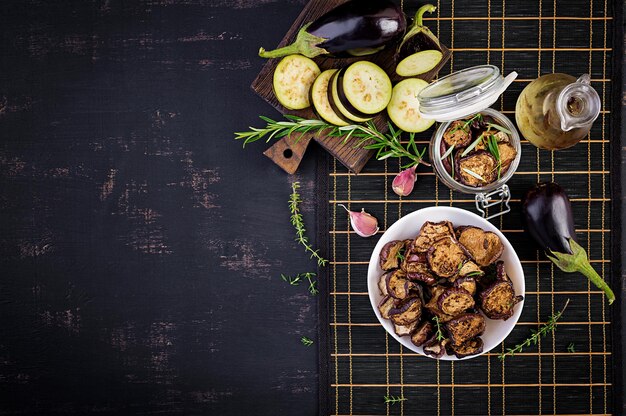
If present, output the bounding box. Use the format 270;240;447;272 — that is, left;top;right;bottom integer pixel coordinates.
417;65;518;122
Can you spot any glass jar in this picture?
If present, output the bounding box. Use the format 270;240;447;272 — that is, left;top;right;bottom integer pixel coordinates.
417;65;521;219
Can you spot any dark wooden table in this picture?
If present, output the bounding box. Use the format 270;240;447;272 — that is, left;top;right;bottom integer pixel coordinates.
0;1;624;415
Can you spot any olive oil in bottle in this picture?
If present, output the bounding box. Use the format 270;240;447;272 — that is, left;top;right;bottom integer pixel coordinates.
515;73;600;150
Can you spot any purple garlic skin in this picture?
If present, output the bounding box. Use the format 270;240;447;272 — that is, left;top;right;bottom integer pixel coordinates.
392;166;417;197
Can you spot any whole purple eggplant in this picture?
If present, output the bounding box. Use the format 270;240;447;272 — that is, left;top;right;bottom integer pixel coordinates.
258;0;406;59
522;182;614;304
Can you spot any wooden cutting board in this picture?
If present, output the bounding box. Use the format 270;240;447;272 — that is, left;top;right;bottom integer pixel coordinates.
251;0;450;174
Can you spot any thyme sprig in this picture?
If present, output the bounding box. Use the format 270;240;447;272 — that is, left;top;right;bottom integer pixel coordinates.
281;272;319;295
301;336;314;346
498;298;570;361
567;342;576;353
383;395;407;405
235;115;429;168
289;182;328;267
432;316;445;341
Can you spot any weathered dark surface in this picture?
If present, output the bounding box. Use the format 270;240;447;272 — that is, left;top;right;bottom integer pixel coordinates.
0;0;322;414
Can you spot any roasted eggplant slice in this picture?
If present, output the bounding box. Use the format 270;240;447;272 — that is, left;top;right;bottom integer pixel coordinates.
404;259;437;285
498;141;518;171
379;240;405;270
443;120;472;147
425;286;455;323
458;260;484;278
386;270;413;299
423;337;449;358
378;296;396;319
437;287;475;316
378;272;391;297
413;221;455;252
389;297;422;326
495;260;511;283
394;319;419;337
427;237;468;278
401;252;428;271
480;281;522;320
445;313;486;347
453;276;477;296
456;150;497;187
451;337;484;358
457;226;504;266
410;321;433;347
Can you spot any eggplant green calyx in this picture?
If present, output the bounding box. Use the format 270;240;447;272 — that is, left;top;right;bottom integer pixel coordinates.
547;238;615;305
259;23;329;59
397;4;439;52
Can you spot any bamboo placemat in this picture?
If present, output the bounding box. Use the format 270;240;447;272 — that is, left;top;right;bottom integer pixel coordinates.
319;0;623;415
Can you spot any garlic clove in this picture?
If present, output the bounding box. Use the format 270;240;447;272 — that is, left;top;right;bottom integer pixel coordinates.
392;166;417;197
338;204;379;238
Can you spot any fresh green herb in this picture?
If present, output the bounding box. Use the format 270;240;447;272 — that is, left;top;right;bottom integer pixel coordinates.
449;113;483;134
281;272;318;295
235;115;429;169
383;395;407;405
567;342;576;353
235;115;332;146
432;316;445;341
301;336;314;346
457;261;464;271
462;167;486;182
441;143;455;160
281;273;302;286
460;134;484;157
486;122;512;135
465;271;483;277
305;272;319;295
396;245;406;262
289;182;328;267
498;299;570;360
485;134;502;179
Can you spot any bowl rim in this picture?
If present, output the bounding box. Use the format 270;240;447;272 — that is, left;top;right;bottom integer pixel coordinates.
367;206;525;361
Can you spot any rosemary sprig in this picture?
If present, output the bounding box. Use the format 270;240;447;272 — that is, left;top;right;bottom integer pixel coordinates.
289;182;328;267
235;115;336;146
235;116;429;168
460;134;484;157
396;245;406;262
486;122;512;135
432;316;445;341
281;273;302;286
462;167;486;182
383;395;407;405
567;342;576;353
498;299;570;361
449;113;483;134
465;271;483;277
485;134;502;179
301;336;314;346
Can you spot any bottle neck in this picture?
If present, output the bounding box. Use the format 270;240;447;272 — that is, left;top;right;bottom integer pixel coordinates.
554;74;601;132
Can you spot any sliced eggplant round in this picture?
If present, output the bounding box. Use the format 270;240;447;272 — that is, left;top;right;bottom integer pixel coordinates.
386;78;434;133
378;295;396;320
451;337;484;358
310;69;349;126
498;141;518;171
445;313;486;347
443;120;472;147
423;336;449;358
386;269;413;299
427;237;468;278
425;286;454;323
437;287;475;316
379;240;405;270
406;264;437;286
457;226;504;267
394;319;420;337
413;221;455;253
341;61;392;114
328;70;371;123
410;321;434;347
273;54;321;110
479;281;522;320
378;272;391;297
389;297;422;326
395;49;443;77
456;150;497;187
453;276;477;296
458;260;484;278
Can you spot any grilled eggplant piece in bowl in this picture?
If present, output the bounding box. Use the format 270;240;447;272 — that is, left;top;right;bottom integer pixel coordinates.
368;207;524;360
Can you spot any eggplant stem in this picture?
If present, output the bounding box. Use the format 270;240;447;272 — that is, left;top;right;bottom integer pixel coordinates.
258;24;329;59
547;239;615;305
415;4;437;27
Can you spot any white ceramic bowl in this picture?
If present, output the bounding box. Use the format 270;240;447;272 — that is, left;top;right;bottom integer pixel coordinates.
367;206;525;360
